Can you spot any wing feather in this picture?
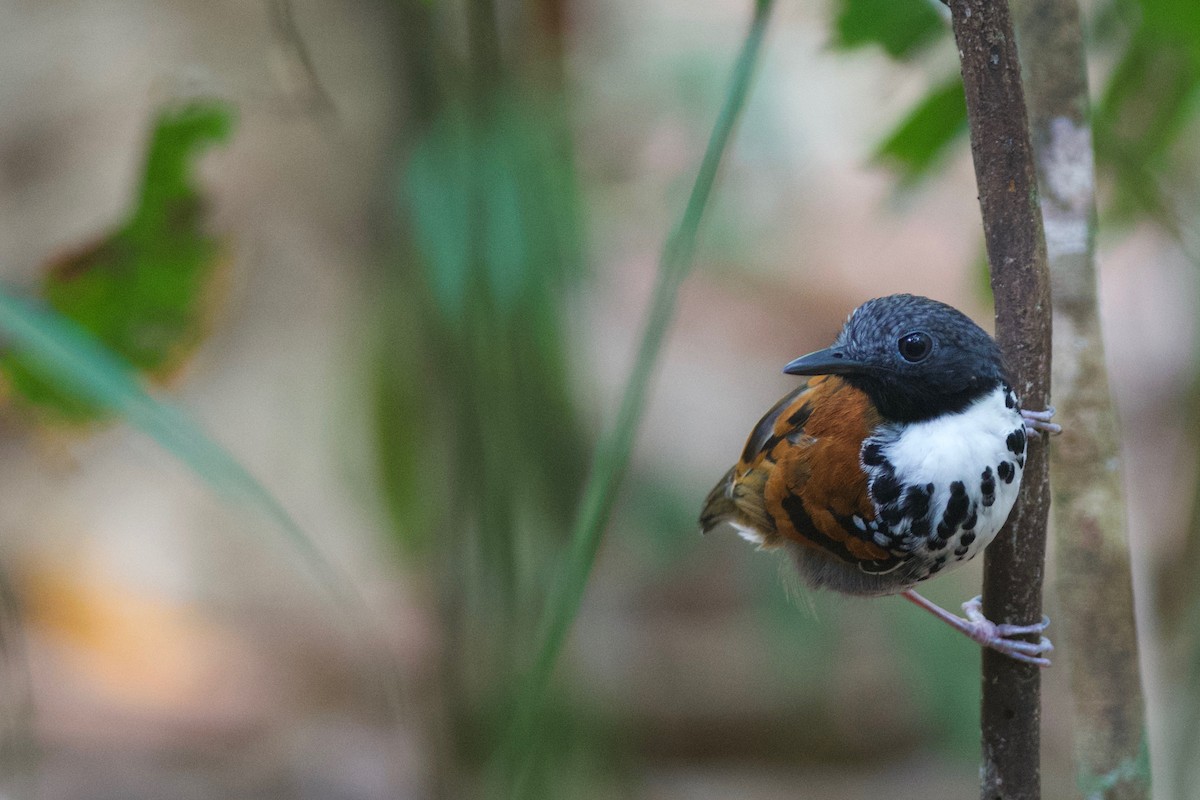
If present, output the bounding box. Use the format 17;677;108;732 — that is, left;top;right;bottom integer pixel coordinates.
701;376;897;568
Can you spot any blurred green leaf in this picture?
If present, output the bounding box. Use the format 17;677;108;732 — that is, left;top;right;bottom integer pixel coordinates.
498;0;776;792
402;109;473;320
1094;29;1200;222
126;102;233;240
1;100;234;422
874;75;967;182
382;79;595;792
388;84;591;563
833;0;945;59
402;93;583;323
372;296;447;557
1140;0;1200;65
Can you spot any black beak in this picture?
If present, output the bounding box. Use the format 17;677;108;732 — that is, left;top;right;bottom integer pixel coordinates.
782;347;869;376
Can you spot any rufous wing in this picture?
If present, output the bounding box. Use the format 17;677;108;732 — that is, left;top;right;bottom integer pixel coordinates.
701;376;895;567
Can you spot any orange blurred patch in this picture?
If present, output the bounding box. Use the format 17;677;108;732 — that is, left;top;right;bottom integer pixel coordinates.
21;557;245;716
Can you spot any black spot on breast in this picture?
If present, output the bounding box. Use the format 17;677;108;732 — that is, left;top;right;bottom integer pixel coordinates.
1007;428;1026;456
871;469;902;505
960;531;976;546
909;517;931;538
861;442;885;467
928;536;948;551
942;481;970;529
980;466;995;506
1005;389;1017;409
902;484;932;519
998;461;1015;484
880;504;904;526
962;509;978;531
954;545;969;557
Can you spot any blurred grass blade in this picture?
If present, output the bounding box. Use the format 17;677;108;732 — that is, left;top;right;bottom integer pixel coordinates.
0;287;282;512
0;288;396;707
497;0;776;791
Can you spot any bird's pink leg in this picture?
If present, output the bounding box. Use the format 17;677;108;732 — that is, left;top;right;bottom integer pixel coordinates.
1021;406;1062;436
901;590;1053;667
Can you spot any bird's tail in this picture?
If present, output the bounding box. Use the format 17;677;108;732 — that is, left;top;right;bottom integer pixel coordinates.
699;466;775;548
699;468;738;533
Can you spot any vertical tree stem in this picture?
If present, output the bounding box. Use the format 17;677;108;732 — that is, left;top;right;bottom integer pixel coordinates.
1012;1;1152;797
947;1;1053;798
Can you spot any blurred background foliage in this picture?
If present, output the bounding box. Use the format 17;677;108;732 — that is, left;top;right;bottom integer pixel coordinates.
0;0;1199;797
1;101;234;423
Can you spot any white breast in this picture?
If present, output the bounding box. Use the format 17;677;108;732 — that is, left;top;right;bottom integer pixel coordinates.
864;385;1026;578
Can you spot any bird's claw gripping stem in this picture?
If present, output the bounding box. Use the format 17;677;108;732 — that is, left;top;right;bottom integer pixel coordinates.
961;595;1053;667
902;590;1053;668
1021;406;1062;437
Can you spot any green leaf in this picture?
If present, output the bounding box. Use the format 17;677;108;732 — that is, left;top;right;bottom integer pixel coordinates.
833;0;946;59
1;100;235;422
401;94;584;322
1141;0;1200;65
128;101;234;238
874;75;967;182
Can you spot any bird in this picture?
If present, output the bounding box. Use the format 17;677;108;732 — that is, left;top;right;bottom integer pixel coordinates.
699;293;1060;666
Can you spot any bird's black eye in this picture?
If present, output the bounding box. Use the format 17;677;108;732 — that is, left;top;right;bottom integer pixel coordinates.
898;332;933;363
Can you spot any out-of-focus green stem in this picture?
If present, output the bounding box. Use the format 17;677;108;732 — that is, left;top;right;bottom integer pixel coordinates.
495;0;775;794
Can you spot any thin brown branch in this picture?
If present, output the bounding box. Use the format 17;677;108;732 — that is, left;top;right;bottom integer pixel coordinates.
1013;1;1152;797
947;0;1053;798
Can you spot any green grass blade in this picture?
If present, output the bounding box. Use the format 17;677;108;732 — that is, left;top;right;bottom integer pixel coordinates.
497;0;777;791
0;287;287;527
0;287;400;712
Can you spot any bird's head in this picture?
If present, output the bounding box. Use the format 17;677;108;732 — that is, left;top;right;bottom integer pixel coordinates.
783;294;1008;422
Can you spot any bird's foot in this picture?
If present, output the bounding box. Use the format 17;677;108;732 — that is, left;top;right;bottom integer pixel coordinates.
1021;406;1062;437
961;595;1053;667
901;590;1053;667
